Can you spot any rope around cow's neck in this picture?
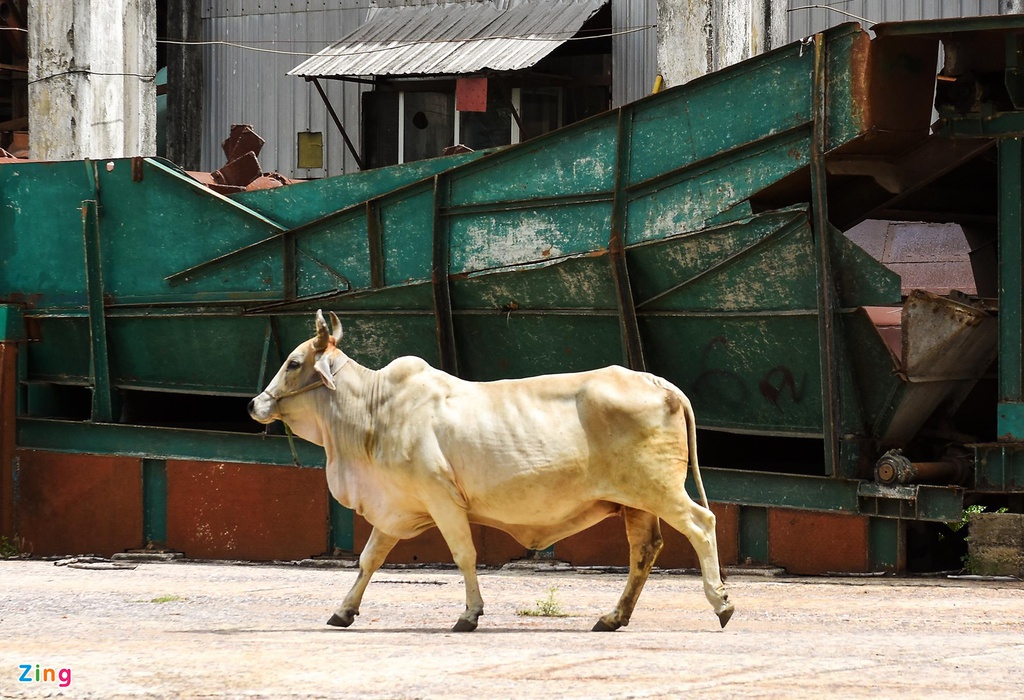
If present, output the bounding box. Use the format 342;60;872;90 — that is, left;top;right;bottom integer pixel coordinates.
283;421;302;468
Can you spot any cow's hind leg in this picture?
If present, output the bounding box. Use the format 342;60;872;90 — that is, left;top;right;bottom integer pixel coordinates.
593;507;663;632
328;526;398;628
660;500;734;628
431;508;485;632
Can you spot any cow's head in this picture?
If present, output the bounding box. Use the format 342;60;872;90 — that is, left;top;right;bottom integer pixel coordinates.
248;310;348;427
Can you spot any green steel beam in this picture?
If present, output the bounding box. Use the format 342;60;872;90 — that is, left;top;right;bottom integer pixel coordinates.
81;196;113;423
330;499;355;553
973;443;1024;492
868;518;905;572
810;33;842;479
17;418;326;467
142;458;168;546
738;506;768;564
0;305;22;342
999;138;1024;439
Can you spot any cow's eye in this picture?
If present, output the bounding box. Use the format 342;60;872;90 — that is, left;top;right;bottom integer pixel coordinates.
286;359;301;371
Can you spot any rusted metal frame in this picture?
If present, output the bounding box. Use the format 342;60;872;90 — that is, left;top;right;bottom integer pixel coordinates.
310;77;365;171
810;34;842;478
608;108;646;371
431;175;460;375
81;163;114;423
366;199;385;288
635;213;807;309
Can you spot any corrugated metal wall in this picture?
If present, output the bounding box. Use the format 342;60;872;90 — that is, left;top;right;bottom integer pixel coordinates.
787;0;1009;38
201;1;368;177
612;0;657;107
199;0;1023;177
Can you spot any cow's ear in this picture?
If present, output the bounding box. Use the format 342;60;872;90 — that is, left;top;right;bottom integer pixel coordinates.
314;353;337;390
313;310;331;351
328;311;343;345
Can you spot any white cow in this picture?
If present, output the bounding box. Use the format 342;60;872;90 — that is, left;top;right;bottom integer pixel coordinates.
249;310;734;632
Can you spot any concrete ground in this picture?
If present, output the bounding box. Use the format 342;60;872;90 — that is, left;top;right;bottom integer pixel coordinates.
1;559;1022;699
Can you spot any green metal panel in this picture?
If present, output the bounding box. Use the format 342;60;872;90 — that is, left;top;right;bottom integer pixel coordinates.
739;506;769;564
0;305;21;342
17;418;327;466
234;151;487;227
330;499;355;553
142;458;168;546
999;138;1024;438
868;518;903;572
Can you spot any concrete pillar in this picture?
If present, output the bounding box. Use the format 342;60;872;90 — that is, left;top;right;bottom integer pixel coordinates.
28;0;156;160
657;0;788;88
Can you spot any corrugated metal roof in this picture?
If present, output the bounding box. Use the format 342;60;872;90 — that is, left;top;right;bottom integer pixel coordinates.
289;0;608;78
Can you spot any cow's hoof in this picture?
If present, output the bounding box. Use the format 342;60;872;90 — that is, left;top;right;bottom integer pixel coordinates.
451;618;478;633
717;604;735;629
327;611;355;628
592;617;622;632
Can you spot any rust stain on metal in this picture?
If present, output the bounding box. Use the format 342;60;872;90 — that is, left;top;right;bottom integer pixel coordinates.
131;157;144;182
848;29;874;132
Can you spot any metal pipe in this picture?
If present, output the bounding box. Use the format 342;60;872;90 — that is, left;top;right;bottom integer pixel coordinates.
875;449;972;486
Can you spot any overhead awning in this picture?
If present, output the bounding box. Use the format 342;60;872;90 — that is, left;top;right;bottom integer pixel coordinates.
288;0;608;80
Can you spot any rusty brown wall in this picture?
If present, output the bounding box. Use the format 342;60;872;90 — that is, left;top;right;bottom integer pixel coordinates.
768;509;870;574
0;343;15;540
165;460;329;561
9;447;875;574
15;450;144;557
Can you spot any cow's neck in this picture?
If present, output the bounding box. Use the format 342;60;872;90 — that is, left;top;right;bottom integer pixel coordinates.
318;359;380;462
316;359;385;513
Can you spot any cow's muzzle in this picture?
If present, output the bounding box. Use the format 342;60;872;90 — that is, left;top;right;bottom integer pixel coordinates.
248;392;279;424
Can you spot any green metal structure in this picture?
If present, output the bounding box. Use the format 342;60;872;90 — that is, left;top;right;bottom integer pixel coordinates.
4;17;1024;564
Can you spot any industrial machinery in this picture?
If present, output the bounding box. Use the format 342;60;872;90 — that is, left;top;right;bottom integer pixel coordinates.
3;16;1023;569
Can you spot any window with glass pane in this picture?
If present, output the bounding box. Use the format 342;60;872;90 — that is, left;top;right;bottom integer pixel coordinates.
362;91;399;168
520;87;561;142
460;88;512;150
404;92;455;162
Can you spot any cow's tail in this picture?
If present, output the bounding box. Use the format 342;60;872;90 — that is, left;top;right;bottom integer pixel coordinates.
680;392;710;511
652;376;709;510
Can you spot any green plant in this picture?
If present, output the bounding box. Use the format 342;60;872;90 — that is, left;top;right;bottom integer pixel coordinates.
949;505;1009;573
0;535;24;558
133;595;187;604
516;586;569;617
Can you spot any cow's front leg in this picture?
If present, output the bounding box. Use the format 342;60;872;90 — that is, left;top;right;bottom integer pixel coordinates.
594;508;663;631
328;527;398;628
431;509;484;632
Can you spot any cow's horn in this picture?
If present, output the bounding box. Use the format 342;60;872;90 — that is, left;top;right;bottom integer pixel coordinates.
313;309;331;351
328;311;344;345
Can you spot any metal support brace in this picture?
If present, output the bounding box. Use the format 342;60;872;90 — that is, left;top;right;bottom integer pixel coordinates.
366;199;385;288
810;34;842;477
310;78;365;171
431;175;459;375
609;108;646;371
998;138;1024;438
81;167;114;423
